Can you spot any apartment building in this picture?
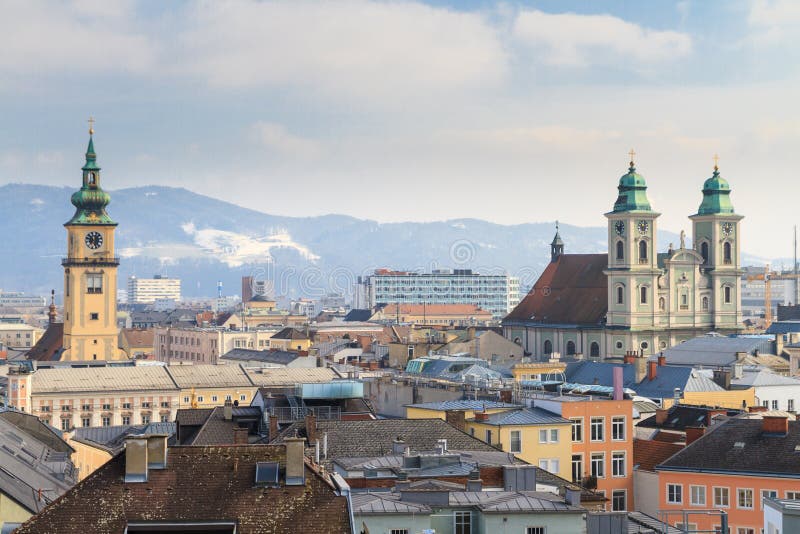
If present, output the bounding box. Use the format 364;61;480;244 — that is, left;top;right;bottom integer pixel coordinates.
126;275;181;304
153;326;279;364
0;322;43;349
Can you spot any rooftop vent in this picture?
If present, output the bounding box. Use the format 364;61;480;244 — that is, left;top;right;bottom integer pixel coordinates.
734;442;746;449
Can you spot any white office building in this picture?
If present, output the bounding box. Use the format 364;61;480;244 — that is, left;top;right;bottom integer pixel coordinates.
127;275;181;305
355;268;520;319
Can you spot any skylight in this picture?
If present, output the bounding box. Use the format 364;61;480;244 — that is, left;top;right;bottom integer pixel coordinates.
255;461;279;487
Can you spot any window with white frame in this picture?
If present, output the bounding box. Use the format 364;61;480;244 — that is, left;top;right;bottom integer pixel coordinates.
591;417;604;441
571;454;582;483
612;452;625;477
761;489;777;509
571;418;583;442
787;491;800;499
667;484;682;504
550;428;559;442
612;416;625;441
772;400;779;410
510;430;522;453
736;528;755;534
86;273;103;294
591;453;604;478
612;490;626;511
690;485;706;506
454;511;471;534
714;487;730;507
737;488;753;509
789;399;795;412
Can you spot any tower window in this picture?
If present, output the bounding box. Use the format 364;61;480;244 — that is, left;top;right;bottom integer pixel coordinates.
659;297;665;311
616;241;624;262
700;242;709;264
87;274;103;294
90;313;99;320
680;293;689;310
723;242;732;264
724;286;732;304
616;286;624;305
640;286;648;304
543;340;553;355
702;296;709;310
638;240;648;263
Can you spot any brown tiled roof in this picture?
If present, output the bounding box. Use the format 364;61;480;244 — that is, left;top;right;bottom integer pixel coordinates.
651;431;685;443
272;327;309;340
504;254;608;325
120;328;154;348
15;445;351;534
25;323;63;361
175;408;214;427
380;304;493;317
189;407;237;446
633;438;683;472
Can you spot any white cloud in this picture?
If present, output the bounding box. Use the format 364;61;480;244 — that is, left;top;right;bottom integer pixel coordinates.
512;9;692;66
250;122;321;159
747;0;800;45
436;125;622;152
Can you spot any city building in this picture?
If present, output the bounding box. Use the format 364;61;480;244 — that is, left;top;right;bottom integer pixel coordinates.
126;275;181;305
13;438;352;534
370;303;495;326
657;414;800;533
355;268;520;319
118;328;154;359
504;157;744;360
241;275;271;303
0;323;42;349
764;497;800;534
0;291;47;308
0;410;77;529
220;348;317;368
153;325;279;364
269;327;312;352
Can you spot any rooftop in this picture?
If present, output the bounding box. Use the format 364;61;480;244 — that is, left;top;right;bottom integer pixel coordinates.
470;407;570;426
221;348;309;365
406;400;522;411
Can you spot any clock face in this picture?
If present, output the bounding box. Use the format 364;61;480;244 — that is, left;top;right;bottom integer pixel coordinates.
614;221;625;236
721;222;733;236
85;231;103;250
638;220;649;234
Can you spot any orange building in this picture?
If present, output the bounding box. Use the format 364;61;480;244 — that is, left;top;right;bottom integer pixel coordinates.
526;392;634;511
657;413;800;533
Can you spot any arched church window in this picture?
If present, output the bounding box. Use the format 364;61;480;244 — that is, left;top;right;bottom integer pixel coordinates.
658;297;665;311
700;242;709;264
639;240;648;263
543;340;553;355
590;342;600;357
616;286;624;305
616;241;624;262
723;242;732;264
702;296;709;310
640;286;648;304
566;340;576;355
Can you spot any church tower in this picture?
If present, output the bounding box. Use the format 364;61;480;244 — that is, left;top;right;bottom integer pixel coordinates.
550;222;564;262
689;157;744;330
61;122;126;360
604;151;661;335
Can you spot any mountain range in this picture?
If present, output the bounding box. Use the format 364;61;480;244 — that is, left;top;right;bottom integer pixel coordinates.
0;183;769;302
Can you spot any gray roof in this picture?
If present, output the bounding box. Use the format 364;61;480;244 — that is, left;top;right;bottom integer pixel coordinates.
351;492;432;514
72;422;176;454
0;411;77;514
766;321;800;334
659;336;774;367
221;348;303;365
732;368;800;387
335;449;522;471
473;408;570;426
405;400;522;411
352;490;582;515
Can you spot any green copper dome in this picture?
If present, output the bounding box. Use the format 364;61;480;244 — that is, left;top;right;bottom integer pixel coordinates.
697;167;735;215
612;162;652;212
65;135;117;226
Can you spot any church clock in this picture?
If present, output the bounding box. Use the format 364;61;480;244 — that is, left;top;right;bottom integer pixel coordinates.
85;231;103;249
721;222;733;236
614;221;625;236
637;220;649;234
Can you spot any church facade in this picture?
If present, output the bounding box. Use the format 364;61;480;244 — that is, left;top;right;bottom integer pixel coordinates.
503;157;743;360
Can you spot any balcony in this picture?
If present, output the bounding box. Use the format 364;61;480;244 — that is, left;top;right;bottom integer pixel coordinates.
62;256;120;267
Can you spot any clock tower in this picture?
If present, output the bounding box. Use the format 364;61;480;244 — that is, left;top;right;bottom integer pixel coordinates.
61;124;126;361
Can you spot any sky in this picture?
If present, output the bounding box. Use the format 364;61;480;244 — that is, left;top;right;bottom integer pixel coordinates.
1;0;799;259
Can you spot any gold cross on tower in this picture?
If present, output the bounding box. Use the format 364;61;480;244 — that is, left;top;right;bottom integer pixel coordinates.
88;116;95;135
628;148;636;166
713;153;720;171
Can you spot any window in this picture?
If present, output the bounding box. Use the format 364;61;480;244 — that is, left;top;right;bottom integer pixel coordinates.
40;406;50;412
142;415;150;424
612;452;625;477
571;418;583;442
737;488;753;509
81;417;90;427
612;416;625;441
390;530;409;534
566;340;576;355
761;489;777;509
571;454;583;483
690;485;706;506
617;286;624;305
612;490;626;511
122;402;131;409
658;296;665;310
90;313;99;321
591;453;604;478
539;429;548;443
786;491;800;499
736;529;755;534
789;399;795;412
714;487;730;507
102;417;110;427
550;429;559;442
616;240;624;261
225;395;232;401
240;394;246;401
538;459;559;474
183;396;189;403
772;400;779;410
591;417;604;441
102;403;111;410
639;240;648;263
680;293;689;310
454;511;471;534
526;528;546;534
667;484;683;504
640;286;648;304
82;404;91;411
724;242;732;264
122;416;130;425
724;286;732;304
700;241;709;264
510;430;522;453
211;396;218;402
197;396;204;403
87;274;103;294
160;401;169;408
160;415;168;423
61;418;70;431
702;296;709;310
485;429;492;444
543;340;552;355
590;342;600;357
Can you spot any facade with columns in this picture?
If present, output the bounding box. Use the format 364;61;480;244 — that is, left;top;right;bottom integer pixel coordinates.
503;158;743;360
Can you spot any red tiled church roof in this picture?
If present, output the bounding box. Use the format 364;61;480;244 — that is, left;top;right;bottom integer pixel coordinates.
25;323;63;361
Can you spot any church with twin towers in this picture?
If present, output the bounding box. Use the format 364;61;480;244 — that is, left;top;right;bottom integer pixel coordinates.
503;153;743;360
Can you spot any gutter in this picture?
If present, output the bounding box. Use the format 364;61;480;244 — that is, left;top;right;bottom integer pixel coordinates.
330;472;357;534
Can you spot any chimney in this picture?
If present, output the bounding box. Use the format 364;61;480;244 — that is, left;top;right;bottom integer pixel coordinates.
146;434;168;470
392;436;406;455
623;351;635;365
763;415;789;435
657;353;666;367
647;360;658;381
475;411;490;422
466;469;482;491
124;436;149;483
685;426;706;445
445;410;466;432
284;437;306;486
396;471;410;490
634;355;647;383
749;405;768;413
655;408;669;425
706;409;727;425
436;439;448;454
268;414;279;442
223;399;233;421
467;327;476;341
305;411;317;444
565;487;582;506
233;426;249;445
613;366;623;401
713;369;731;390
498;390;512;403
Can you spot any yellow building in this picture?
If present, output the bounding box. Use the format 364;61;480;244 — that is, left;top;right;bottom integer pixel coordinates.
60;127;126;361
269;327;312;352
167;364;257;408
119;328;154;359
464;407;572;480
67;436;114;481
